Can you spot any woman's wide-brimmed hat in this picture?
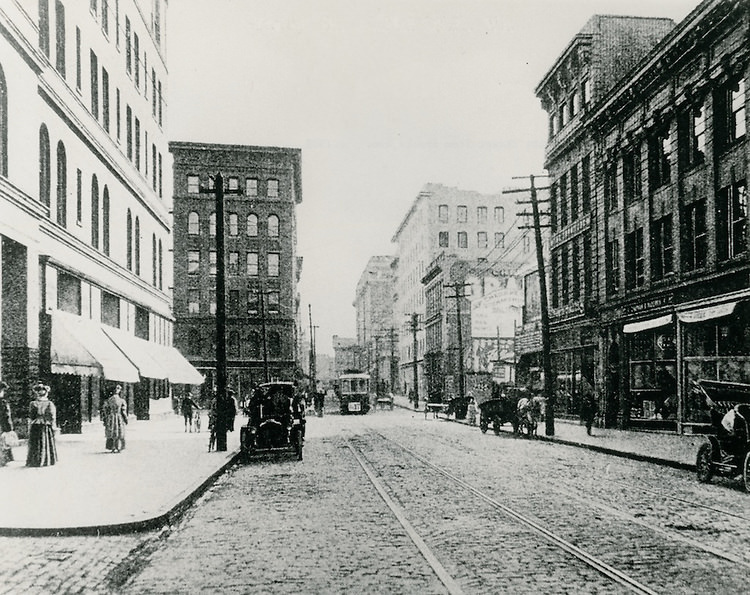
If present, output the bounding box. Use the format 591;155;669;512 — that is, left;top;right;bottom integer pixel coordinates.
32;381;50;393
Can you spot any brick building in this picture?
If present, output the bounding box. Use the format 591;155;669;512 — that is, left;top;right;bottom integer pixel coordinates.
537;0;750;433
170;142;303;400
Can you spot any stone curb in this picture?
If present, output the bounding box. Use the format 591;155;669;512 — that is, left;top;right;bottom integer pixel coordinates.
0;450;241;537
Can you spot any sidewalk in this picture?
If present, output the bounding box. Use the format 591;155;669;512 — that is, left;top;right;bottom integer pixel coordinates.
393;394;707;471
0;412;240;536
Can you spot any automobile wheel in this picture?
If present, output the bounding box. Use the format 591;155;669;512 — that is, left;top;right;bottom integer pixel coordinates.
696;442;714;483
743;452;750;493
493;417;502;435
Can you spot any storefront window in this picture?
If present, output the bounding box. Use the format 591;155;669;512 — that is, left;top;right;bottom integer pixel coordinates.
628;326;676;420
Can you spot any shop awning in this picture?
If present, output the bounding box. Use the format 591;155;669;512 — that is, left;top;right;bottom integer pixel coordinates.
160;346;205;385
50;311;140;382
101;327;168;380
677;301;738;324
623;314;673;334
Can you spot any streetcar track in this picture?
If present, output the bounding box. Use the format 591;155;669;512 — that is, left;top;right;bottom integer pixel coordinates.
348;434;657;595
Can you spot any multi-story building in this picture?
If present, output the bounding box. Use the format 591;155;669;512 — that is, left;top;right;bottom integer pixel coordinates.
393;182;528;398
538;0;750;433
332;335;357;379
353;255;398;394
0;0;202;432
170;142;303;400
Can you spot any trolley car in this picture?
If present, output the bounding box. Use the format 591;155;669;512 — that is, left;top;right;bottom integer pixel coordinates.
337;373;372;415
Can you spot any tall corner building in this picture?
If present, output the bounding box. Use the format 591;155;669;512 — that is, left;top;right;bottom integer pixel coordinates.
169;142;303;398
0;0;201;433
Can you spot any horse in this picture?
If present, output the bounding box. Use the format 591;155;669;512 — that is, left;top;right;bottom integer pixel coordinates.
516;396;543;437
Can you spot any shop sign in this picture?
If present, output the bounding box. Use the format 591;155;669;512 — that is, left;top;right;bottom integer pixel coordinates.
622;294;673;317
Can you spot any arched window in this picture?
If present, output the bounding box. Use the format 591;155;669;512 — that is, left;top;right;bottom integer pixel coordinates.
56;141;66;226
91;174;99;248
209;212;216;237
267;214;279;237
152;233;157;286
246;213;258;236
187;211;199;235
268;331;281;359
248;331;261;359
0;64;7;176
228;213;238;236
126;209;133;270
39;124;51;207
102;186;110;255
158;239;163;290
134;216;141;275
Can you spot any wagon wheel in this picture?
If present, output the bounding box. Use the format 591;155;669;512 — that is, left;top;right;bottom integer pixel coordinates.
743;451;750;493
492;417;502;435
696;442;714;483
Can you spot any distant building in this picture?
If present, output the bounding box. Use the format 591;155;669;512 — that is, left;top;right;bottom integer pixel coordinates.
170;142;303;399
332;335;358;379
0;0;202;432
353;256;399;394
537;2;750;433
393;183;532;399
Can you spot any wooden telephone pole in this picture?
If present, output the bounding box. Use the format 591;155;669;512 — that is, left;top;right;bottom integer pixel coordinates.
444;282;470;404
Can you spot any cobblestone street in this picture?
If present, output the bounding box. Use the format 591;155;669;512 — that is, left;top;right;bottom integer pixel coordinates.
3;408;750;593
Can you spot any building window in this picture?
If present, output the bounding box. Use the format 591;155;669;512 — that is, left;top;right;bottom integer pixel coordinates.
247;252;258;276
209;290;216;315
569;165;579;221
625;227;645;290
228;251;239;275
76;168;82;223
457;205;467;223
116;88;120;140
126;106;132;160
103;186;110;255
247;293;259;316
39;124;51;207
559;173;569;227
187;175;199;194
187;250;199;274
75;26;81;90
188;211;199;235
717;180;748;261
682;199;707;272
209;212;216;237
209;251;216;275
188;289;199;314
90;50;98;119
134;216;140;275
228;213;238;236
151;234;157;286
102;68;109;132
550;182;557;232
158;239;163;289
39;0;50;57
267;179;279;198
247;214;258;236
125;16;131;73
151;68;156;116
151;144;156;188
267;291;280;314
560;245;569;305
134;117;140;170
604;162;617;211
606;238;620;296
559;101;568;128
477;206;487;223
227;176;238;192
246;177;258;196
158;81;162;127
494;232;505;248
438;204;448;223
551;252;559;308
56;141;66;226
715;77;746;151
0;66;7;175
623;147;642;205
651;214;673;281
438;231;449;248
133;32;139;87
582;78;592;108
581;155;591;213
494;206;504;223
55;1;65;77
648;125;671;190
477;231;488;249
158;152;162;197
679;103;705;169
228;289;239;314
571;241;580;302
126;209;132;270
457;231;468;248
268;252;280;277
91;175;99;248
268;214;279;237
268;331;281;359
101;0;108;34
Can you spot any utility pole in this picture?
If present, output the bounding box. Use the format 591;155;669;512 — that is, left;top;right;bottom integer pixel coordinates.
409;313;420;408
445;283;469;406
373;335;381;396
506;174;553;435
199;172;240;452
388;327;398;394
308;304;316;391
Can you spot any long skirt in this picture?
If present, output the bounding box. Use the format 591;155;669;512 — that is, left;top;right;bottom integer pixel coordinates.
26;424;58;467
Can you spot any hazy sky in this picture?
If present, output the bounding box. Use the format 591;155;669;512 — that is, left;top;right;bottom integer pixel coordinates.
168;0;697;354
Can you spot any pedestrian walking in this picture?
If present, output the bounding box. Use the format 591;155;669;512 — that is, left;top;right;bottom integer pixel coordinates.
207;395;217;452
579;375;598;436
103;385;128;453
0;381;17;466
467;396;477;427
26;382;58;467
226;389;238;432
180;392;200;432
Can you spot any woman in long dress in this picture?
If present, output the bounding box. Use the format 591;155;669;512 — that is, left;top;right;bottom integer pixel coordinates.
26;382;58;467
103;385;128;453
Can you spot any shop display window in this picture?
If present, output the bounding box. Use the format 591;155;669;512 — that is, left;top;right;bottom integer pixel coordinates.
628;327;676;419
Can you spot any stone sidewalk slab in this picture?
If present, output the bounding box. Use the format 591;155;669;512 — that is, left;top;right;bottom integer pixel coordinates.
0;414;240;535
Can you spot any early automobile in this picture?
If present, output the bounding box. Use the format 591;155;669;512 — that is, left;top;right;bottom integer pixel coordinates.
240;382;304;461
694;379;750;491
